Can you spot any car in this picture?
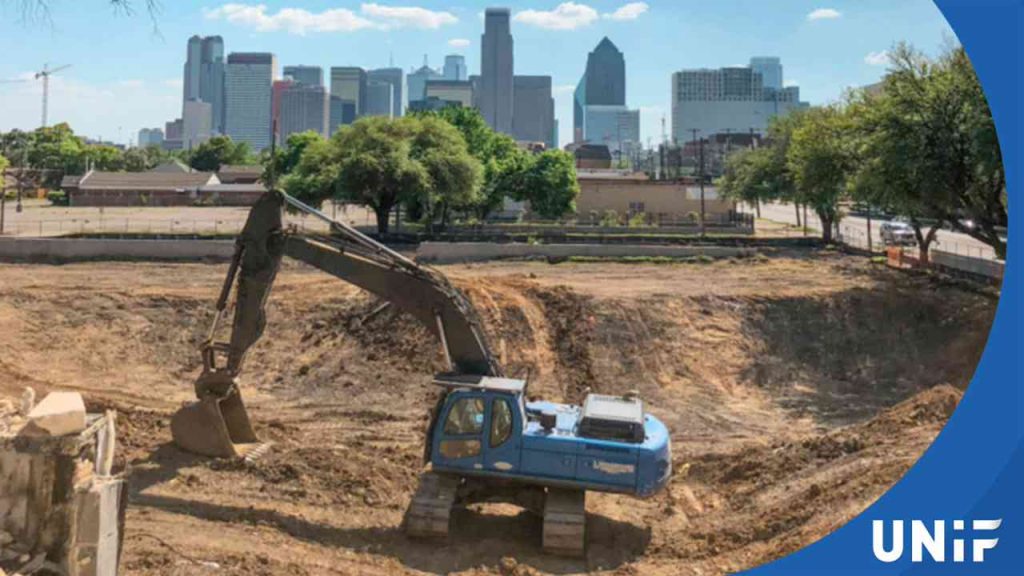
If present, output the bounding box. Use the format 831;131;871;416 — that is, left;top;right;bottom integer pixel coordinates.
880;218;918;247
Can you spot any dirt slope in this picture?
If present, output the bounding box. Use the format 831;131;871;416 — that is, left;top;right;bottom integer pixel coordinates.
0;253;996;575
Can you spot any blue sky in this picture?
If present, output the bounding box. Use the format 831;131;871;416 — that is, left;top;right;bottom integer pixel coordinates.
0;1;954;147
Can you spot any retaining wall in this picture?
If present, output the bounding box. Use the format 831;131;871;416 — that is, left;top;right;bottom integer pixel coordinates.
416;242;755;264
0;238;234;262
932;249;1005;280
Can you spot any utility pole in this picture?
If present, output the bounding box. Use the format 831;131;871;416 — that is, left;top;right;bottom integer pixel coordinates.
689;128;706;238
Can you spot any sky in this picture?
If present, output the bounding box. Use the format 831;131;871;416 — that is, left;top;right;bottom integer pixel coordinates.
0;1;956;147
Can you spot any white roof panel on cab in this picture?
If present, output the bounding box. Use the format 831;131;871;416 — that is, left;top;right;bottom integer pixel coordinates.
433;374;526;394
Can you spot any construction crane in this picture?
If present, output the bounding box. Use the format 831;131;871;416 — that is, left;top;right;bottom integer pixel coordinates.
34;63;72;128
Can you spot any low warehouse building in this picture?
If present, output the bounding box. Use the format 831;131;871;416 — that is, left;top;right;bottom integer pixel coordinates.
63;171;265;207
576;171;736;224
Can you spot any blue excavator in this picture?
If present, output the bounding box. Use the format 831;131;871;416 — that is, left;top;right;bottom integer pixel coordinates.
170;190;672;555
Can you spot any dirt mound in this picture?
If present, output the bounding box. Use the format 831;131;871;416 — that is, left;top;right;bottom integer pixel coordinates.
660;385;962;569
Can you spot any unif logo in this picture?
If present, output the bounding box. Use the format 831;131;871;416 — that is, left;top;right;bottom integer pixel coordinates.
873;519;1002;563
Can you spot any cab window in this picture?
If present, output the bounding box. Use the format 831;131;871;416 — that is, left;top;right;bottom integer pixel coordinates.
490;398;513;447
444;397;485;436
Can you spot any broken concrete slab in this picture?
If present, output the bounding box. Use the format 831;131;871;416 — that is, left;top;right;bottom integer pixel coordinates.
28;392;86;437
2;401;124;576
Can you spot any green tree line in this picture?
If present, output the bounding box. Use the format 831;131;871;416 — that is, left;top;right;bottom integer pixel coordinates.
720;43;1007;260
270;107;579;233
0;124;259;184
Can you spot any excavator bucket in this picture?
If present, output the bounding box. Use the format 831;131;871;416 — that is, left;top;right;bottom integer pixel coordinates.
171;391;261;459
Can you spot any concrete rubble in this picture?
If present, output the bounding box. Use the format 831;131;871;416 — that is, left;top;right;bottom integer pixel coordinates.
1;390;126;576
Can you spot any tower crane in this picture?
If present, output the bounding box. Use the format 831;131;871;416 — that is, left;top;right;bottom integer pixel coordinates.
34;63;72;128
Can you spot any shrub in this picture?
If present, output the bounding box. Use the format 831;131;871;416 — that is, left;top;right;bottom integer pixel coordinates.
600;209;620;227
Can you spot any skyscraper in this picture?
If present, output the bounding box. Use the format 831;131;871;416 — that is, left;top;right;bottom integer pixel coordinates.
582;105;640;156
512;75;555;148
283;65;323;87
272;79;294;140
480;8;514;134
183;36;226;134
183;36;202;103
574;37;626;143
225;52;276;151
749;57;783;91
443;55;467;81
182;99;213;150
368;68;405;117
670;60;808;141
329;67;367;132
279;84;329;138
364;81;395;117
137;128;164;148
407;64;442;105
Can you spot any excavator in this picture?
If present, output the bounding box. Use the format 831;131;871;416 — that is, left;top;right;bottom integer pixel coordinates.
171;189;672;556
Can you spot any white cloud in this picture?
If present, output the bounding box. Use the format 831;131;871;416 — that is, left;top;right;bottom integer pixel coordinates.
203;3;458;34
514;2;599;30
448;38;471;48
361;4;457;30
553;84;576;95
162;78;184;89
807;8;841;21
203;4;373;34
864;50;890;66
116;79;145;89
603;2;648;21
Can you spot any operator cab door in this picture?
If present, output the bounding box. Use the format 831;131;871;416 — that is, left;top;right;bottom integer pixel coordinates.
483;395;521;473
434;394;486;472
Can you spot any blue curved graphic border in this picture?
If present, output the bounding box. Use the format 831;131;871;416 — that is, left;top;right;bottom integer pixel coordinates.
748;1;1021;573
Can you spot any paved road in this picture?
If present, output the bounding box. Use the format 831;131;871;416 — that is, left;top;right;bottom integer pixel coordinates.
747;201;1000;261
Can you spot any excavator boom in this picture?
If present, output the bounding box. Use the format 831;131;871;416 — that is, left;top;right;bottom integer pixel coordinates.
171;190;501;458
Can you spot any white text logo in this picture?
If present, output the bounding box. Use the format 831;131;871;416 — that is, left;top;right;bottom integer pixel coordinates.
873;519;1002;563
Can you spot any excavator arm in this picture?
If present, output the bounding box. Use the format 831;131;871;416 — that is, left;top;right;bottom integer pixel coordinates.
172;190;501;458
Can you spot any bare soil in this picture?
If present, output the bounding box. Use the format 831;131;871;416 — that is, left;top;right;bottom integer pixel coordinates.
0;251;996;575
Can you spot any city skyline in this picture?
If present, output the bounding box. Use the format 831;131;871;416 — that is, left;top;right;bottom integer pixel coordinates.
0;1;955;146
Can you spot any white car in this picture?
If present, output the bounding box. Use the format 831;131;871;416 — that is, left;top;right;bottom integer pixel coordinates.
880;219;918;246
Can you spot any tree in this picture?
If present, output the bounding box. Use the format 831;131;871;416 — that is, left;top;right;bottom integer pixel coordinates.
262;131;326;187
882;43;1006;259
787;106;855;243
189;136;254;172
28;123;87;187
86;145;125;171
282;137;336;207
0;153;8;175
512;150;579;220
416;106;530;219
408;115;483;229
122;147;151;172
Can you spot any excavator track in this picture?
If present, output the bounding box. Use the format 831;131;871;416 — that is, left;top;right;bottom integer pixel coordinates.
405;472;460;541
542;488;586;557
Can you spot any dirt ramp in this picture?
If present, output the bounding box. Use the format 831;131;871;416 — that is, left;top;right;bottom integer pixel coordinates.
658;385;962;571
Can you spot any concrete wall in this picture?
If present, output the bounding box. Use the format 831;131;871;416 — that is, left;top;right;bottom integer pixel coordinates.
417;242;754;264
69;189;262;208
577;179;733;218
932;249;1005;280
0;238;234;262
